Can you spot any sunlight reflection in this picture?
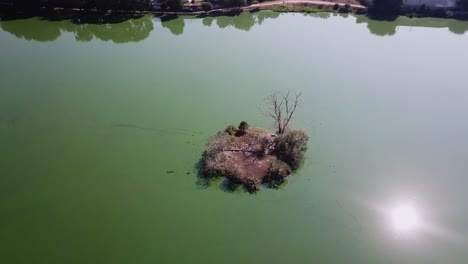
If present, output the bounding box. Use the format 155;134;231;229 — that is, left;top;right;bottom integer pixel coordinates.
390;203;420;233
359;194;468;249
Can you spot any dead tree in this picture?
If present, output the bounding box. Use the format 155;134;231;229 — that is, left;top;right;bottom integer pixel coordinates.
263;91;302;134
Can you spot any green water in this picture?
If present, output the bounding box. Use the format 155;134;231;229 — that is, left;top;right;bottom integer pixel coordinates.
1;11;468;264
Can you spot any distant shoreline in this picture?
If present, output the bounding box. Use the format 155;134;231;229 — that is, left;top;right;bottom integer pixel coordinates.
154;1;367;16
1;2;467;21
0;1;365;17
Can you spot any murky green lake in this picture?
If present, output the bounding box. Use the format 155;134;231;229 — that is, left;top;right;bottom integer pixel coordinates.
1;11;468;263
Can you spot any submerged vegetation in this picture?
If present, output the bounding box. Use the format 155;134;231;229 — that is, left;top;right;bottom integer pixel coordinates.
199;92;309;193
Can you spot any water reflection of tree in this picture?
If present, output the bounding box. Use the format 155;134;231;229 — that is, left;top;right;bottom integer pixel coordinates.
355;16;397;36
199;11;279;32
303;12;331;20
355;15;468;36
233;12;255;31
75;24;94;41
215;15;233;29
159;12;276;36
0;18;61;42
256;10;280;24
87;17;154;43
160;15;185;36
0;14;154;43
448;21;468;35
202;17;213;27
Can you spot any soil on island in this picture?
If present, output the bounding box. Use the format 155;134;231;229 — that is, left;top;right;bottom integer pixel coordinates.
201;126;296;191
221;129;278;183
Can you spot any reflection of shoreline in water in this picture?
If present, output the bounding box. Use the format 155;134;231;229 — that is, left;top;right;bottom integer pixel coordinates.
355;15;468;36
158;11;280;36
304;12;468;36
1;12;467;42
0;14;154;43
160;12;468;36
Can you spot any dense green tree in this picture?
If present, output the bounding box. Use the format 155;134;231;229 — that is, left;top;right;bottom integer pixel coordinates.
459;0;468;10
3;0;150;10
274;130;309;170
231;0;246;6
201;1;212;11
219;0;246;7
373;0;403;15
165;0;183;11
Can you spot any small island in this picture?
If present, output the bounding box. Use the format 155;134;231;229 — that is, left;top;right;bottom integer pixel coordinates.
200;92;309;192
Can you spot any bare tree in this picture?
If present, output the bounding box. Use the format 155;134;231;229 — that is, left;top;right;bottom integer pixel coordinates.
262;91;302;134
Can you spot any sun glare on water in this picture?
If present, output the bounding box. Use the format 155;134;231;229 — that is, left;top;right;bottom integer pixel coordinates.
390;203;420;233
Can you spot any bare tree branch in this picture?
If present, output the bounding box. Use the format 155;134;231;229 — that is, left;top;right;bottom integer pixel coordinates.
282;92;302;133
262;91;302;134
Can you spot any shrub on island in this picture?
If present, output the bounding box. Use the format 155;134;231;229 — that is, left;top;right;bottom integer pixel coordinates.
224;125;238;135
274;130;309;170
238;121;249;135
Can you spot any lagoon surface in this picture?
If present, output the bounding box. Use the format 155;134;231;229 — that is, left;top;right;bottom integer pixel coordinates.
1;11;468;264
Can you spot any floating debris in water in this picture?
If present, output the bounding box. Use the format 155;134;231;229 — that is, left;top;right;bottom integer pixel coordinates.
166;170;175;174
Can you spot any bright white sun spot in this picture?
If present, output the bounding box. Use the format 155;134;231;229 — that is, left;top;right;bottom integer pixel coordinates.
390;203;420;232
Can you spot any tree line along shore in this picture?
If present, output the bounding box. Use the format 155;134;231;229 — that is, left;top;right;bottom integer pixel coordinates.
2;0;468;20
